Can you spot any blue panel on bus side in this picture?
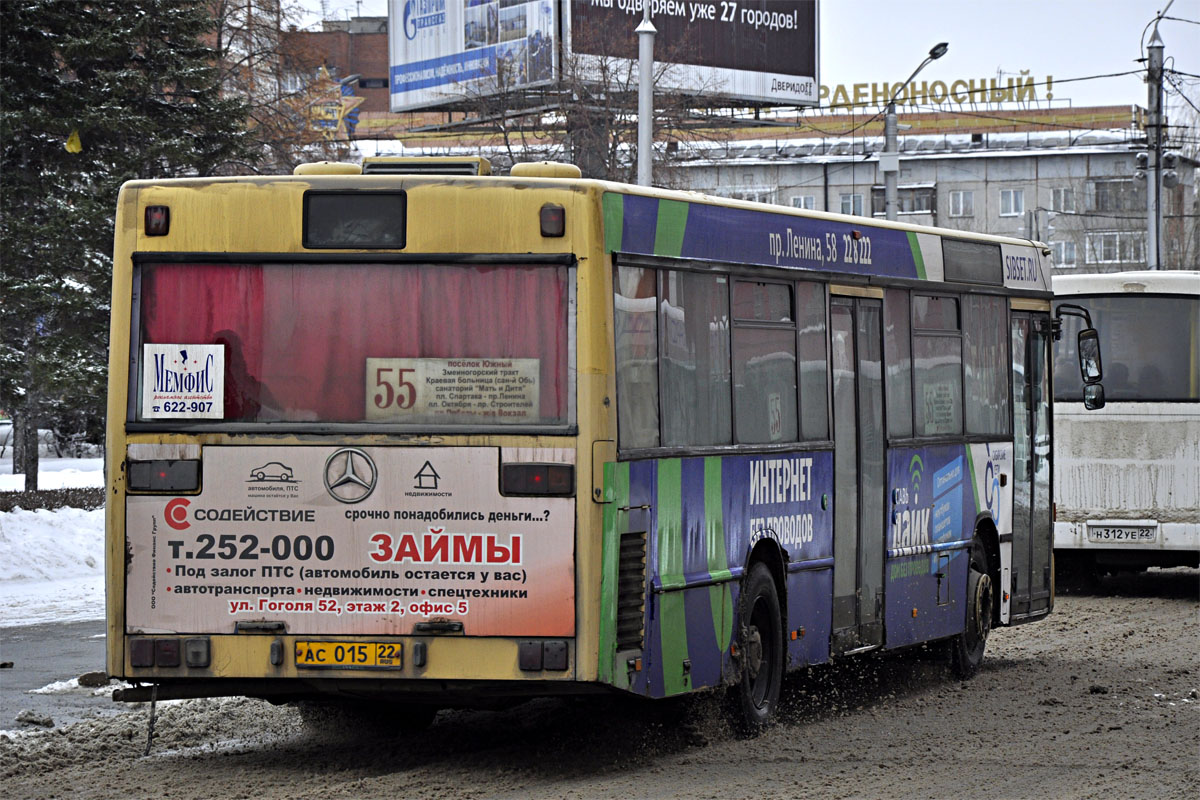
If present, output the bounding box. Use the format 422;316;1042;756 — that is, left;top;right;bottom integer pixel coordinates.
617;194;661;255
604;192;920;280
679;203;919;279
884;444;988;648
783;568;833;669
626;450;835;700
722;451;835;670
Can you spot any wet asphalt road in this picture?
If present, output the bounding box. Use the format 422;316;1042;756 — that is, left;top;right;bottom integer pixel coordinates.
0;620;121;731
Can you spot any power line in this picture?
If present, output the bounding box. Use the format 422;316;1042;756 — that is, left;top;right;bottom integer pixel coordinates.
1165;74;1200;115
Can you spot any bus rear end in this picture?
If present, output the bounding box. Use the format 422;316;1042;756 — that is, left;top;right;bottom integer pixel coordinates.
1052;271;1200;575
105;165;605;710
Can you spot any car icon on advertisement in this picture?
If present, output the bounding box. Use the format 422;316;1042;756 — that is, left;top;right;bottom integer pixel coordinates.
250;462;294;482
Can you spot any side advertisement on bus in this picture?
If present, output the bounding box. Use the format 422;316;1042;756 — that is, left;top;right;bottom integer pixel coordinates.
885;442;1013;646
125;446;575;636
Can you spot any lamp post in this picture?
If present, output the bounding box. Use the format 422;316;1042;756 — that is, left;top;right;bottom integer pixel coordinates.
636;6;656;187
1026;206;1055;242
884;42;948;221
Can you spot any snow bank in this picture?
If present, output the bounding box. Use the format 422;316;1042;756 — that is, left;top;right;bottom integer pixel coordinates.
0;459;106;626
0;507;105;582
0;457;104;492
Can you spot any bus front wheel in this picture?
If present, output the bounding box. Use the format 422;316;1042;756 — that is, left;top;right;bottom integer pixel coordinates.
950;538;994;679
728;561;783;735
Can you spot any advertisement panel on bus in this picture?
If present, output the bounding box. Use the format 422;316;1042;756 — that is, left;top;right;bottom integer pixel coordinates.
125;446;575;636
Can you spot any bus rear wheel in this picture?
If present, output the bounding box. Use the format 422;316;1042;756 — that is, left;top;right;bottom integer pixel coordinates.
950;539;994;679
728;562;783;735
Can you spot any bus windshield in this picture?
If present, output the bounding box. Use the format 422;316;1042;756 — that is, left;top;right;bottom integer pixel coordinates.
136;261;571;425
1054;294;1200;402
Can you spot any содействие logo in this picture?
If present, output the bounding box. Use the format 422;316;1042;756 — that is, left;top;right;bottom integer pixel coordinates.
165;497;190;530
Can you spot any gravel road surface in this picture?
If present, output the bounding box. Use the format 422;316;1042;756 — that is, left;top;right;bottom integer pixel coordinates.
2;568;1196;800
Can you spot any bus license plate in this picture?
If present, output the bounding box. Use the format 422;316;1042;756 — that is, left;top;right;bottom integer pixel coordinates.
294;642;403;669
1086;526;1156;543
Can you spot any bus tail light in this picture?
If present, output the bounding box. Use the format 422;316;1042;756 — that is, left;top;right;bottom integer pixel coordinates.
145;205;170;236
501;463;573;496
128;459;200;492
539;203;565;237
128;637;210;668
155;639;181;667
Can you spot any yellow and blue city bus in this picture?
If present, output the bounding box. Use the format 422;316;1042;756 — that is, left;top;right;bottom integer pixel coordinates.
106;158;1071;730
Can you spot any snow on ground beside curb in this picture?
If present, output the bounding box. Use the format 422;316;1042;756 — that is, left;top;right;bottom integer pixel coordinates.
0;457;104;492
0;459;106;626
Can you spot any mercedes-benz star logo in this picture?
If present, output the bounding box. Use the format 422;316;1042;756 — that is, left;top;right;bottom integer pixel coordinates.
324;448;377;504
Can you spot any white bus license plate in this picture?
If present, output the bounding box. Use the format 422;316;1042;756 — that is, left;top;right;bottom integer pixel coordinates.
1087;526;1156;543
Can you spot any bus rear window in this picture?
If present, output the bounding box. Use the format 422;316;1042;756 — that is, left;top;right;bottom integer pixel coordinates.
136;262;571;426
1053;294;1199;402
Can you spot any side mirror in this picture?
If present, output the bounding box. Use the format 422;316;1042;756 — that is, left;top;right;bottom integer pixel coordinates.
1077;328;1102;384
1084;383;1106;410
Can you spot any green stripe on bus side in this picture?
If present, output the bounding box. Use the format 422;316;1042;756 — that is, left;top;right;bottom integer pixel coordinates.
602;192;624;254
907;231;927;280
705;457;733;652
654;199;689;258
966;447;982;519
597;460;630;685
656;459;690;695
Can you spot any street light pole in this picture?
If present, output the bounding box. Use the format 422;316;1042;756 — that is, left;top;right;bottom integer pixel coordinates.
636;6;656;187
1146;23;1164;269
884;42;948;221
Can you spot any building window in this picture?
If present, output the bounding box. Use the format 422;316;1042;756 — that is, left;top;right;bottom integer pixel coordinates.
1052;187;1075;213
840;193;864;216
1051;241;1077;268
1088;179;1139;212
949;190;974;217
870;186;936;216
358;78;387;89
1000;189;1024;217
791;195;816;210
1086;231;1145;265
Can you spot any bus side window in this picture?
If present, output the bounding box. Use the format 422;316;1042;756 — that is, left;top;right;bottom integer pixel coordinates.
614;266;660;449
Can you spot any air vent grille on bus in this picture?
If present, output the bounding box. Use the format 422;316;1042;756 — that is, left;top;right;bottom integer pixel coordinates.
616;530;647;651
361;157;490;176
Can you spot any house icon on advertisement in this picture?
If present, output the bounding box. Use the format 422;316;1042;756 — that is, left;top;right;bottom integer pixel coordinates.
414;461;440;490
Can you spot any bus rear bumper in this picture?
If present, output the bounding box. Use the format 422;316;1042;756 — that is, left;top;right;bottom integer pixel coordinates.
111;676;612;707
1054;521;1200;569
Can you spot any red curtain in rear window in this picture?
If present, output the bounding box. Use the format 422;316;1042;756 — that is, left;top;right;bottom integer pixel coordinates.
139;263;568;423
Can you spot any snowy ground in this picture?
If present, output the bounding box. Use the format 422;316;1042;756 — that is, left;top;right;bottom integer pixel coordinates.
0;458;106;627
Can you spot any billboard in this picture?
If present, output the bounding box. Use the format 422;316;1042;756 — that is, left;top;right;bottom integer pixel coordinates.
389;0;559;111
566;0;819;106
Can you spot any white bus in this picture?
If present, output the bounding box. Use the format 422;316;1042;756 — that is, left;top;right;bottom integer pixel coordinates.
1053;270;1200;576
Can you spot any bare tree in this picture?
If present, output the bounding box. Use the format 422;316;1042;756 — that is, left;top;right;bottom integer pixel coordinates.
427;22;726;181
211;0;351;173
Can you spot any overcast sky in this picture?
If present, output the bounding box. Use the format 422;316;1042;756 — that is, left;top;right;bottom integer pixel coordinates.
302;0;1198;111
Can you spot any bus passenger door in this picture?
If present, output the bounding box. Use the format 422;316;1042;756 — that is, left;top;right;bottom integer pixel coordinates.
831;297;886;653
1011;313;1053;617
